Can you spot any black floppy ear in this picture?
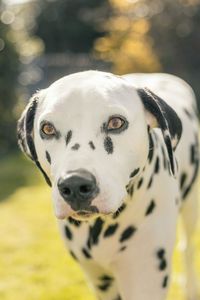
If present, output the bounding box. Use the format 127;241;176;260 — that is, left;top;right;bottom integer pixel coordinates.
137;88;182;176
17;92;52;187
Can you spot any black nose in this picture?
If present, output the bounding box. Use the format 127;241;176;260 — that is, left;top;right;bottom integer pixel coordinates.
57;169;99;210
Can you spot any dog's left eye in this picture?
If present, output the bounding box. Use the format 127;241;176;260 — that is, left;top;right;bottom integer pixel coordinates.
107;116;126;131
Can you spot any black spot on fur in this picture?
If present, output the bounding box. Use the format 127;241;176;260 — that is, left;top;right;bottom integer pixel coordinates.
89;141;95;150
190;144;196;164
98;281;113;291
126;184;134;196
98;275;113;291
148;133;154;163
137;177;143;189
71;143;80;150
157;249;165;259
82;247;92;259
104;223;119;238
184;108;193;119
147;175;153;189
98;282;111;291
161;146;167;169
113;296;122;300
129;168;140;178
182;135;199;199
156;248;167;271
66;130;72;146
119;226;137;243
45;151;51;164
68;217;81;227
180;172;187;190
64;225;73;240
162;275;169;288
113;203;126;219
104;136;113;154
119;246;127;252
145;200;156;216
159;260;167;271
69;250;78;261
154;157;160;173
87;217;104;249
100;275;113;281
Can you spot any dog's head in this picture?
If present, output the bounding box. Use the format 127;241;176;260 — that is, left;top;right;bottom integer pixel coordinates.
17;71;182;220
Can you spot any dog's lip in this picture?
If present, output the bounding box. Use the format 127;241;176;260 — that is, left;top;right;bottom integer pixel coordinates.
76;210;93;216
71;210;97;220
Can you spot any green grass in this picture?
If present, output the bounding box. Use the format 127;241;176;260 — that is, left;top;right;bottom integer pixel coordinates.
0;154;199;299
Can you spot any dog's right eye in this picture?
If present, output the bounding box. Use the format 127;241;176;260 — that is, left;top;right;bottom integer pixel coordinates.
40;122;56;138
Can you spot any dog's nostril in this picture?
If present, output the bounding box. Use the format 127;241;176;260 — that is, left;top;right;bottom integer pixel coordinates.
79;184;92;195
62;187;71;196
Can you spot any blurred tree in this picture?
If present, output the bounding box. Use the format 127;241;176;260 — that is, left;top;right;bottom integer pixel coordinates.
95;0;200;108
34;0;111;53
0;1;20;156
94;0;161;74
148;0;200;107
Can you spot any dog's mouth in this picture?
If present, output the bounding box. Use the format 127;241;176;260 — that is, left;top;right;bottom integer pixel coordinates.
71;210;99;220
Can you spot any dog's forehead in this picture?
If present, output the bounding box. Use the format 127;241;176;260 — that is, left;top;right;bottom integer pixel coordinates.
41;71;140;113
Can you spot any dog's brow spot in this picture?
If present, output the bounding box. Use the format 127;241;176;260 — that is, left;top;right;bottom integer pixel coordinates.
45;151;51;164
66;130;72;146
89;141;95;150
119;226;137;243
71;143;80;150
145;200;156;216
129;168;140;178
64;225;73;240
104;223;119;238
104;136;113;154
162;275;169;288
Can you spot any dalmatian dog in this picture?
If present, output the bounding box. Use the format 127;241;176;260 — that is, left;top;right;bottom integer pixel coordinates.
17;71;199;300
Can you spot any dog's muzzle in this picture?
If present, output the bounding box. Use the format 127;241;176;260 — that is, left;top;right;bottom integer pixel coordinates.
57;169;99;211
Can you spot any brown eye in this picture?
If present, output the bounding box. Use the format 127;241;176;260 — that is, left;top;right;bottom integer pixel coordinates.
107;117;125;130
41;123;56;136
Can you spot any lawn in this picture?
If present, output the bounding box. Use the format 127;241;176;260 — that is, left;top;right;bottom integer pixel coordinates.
0;154;199;300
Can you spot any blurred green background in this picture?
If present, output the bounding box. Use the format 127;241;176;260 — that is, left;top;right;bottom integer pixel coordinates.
0;0;200;299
